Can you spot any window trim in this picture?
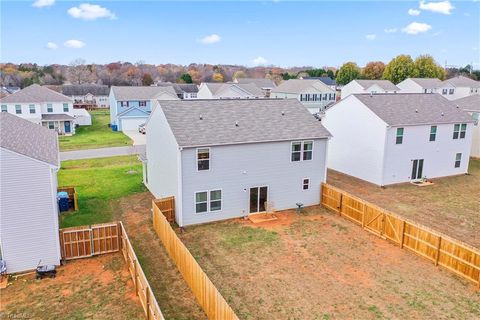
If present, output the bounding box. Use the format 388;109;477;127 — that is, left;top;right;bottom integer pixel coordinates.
196;147;211;171
209;189;222;212
1;105;7;113
453;123;467;140
291;140;314;162
395;128;404;145
29;104;36;114
194;189;223;214
302;178;310;190
15;105;22;114
47;103;53;113
429;125;437;142
63;103;69;112
455;153;462;168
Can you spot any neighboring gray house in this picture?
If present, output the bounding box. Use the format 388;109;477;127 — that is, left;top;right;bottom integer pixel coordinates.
397;78;443;93
454;95;480;158
155;82;199;99
341;79;399;98
145;99;331;226
62;84;110;108
0;113;61;273
197;82;264;99
301;77;337;91
234;78;277;97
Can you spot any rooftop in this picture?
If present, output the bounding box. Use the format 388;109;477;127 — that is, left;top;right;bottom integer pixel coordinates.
62;84;110;96
443;76;480;88
454;95;480;112
302;77;336;86
235;78;277;89
158;99;331;147
111;86;178;100
272;79;332;94
0;113;59;166
354;80;399;91
0;84;72;104
407;78;443;89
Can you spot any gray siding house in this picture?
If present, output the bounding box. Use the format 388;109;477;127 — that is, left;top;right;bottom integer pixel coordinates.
0;113;61;273
145;99;331;226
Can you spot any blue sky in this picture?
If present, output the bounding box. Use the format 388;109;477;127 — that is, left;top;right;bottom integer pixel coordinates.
1;0;479;68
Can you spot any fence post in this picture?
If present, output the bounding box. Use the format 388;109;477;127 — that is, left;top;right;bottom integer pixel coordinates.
435;236;442;266
133;259;138;295
146;286;151;320
337;193;343;215
361;202;366;228
89;225;95;256
400;220;406;248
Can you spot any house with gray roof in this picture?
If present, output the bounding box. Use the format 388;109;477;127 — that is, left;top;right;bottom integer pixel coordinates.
454;94;480;157
197;82;264;100
145;99;331;226
397;78;444;94
341;79;399;99
322;93;474;186
155;82;199;99
62;84;110;108
109;85;179;132
0;84;77;135
439;76;480;101
0;112;61;273
271;79;336;114
233;78;277;97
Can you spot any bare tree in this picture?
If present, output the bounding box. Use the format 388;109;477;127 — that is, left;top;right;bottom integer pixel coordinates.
67;58;92;84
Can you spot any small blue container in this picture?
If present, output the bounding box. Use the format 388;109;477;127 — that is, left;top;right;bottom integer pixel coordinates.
111;124;118;132
58;192;70;212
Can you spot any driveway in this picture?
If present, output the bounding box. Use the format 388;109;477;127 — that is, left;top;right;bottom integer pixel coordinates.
123;130;146;146
60;145;146;161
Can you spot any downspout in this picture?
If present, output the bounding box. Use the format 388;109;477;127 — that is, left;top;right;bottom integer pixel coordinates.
380;125;390;187
177;146;183;227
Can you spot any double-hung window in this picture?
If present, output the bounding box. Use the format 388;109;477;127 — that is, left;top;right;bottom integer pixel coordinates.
442;89;448;95
396;128;404;144
455;153;462;168
195;190;222;214
63;103;69;112
291;141;313;161
429;126;437;142
48;121;55;129
29;104;36;114
47;104;53;113
1;105;7;112
197;148;210;171
139;101;147;107
302;178;310;190
453;123;467;139
15;105;22;114
121;101;129;107
449;88;454;95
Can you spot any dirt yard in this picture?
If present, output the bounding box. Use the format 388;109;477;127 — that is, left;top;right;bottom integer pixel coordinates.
1;254;143;320
327;159;480;248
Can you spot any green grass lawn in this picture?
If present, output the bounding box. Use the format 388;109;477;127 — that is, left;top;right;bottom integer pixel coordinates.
59;110;132;151
58;155;146;227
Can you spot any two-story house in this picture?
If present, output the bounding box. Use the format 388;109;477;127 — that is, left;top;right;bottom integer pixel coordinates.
341;79;399;99
439;76;480;100
270;79;336;114
62;84;110;108
197;82;264;99
397;78;443;93
454;94;480;158
0;84;76;135
155;82;199;99
109;86;179;132
234;78;277;97
322;93;473;186
145;99;331;226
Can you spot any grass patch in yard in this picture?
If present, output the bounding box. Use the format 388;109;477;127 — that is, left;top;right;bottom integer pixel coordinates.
59;155;145;227
219;225;279;249
59;110;132;151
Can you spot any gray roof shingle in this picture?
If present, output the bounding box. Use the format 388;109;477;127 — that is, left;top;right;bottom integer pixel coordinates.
159;99;331;147
111;86;178;100
203;83;263;97
62;84;110;96
236;78;277;89
408;78;443;89
454;95;480;112
42;114;76;121
444;76;480;88
353;93;474;126
0;84;72;104
272;79;332;94
0;113;59;166
303;77;336;86
354;80;399;91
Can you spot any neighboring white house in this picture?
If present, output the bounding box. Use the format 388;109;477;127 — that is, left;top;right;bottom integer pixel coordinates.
340;79;399;99
62;84;110;108
270;79;336;114
0;113;61;273
322;93;474;186
439;76;480;100
109;86;179;132
155;83;199;99
234;78;277;97
145;99;331;227
397;78;443;93
71;108;92;126
197;82;264;99
0;84;77;135
454;95;480;158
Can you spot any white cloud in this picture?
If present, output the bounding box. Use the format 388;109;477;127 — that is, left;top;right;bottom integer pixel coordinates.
252;56;268;66
198;34;221;44
408;8;421;16
419;1;454;15
68;3;117;20
32;0;55;8
384;28;398;33
402;22;432;34
64;40;86;48
46;42;58;49
365;34;376;40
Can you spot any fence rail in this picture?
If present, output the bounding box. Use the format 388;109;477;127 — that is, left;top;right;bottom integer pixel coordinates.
152;199;239;320
321;183;480;287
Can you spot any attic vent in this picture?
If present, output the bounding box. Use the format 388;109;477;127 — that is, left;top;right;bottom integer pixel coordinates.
199;114;203;120
235;121;239;127
415;109;418;113
441;112;444;116
281;111;285;116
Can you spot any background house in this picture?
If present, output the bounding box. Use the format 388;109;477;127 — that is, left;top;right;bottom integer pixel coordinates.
0;113;61;273
322;93;473;186
234;78;277;97
454;95;480;158
197;82;264;99
270;79;336;114
62;84;110;109
145;99;331;226
155;82;199;99
340;79;399;99
397;78;443;93
0;84;77;135
301;77;337;91
439;76;480;100
109;85;179;132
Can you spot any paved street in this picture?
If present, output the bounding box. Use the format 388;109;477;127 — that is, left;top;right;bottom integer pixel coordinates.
60;145;146;161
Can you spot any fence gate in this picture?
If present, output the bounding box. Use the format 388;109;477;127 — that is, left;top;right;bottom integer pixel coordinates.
60;222;120;260
153;196;175;222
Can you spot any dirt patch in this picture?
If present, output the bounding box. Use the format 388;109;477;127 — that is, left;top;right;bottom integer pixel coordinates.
1;254;143;320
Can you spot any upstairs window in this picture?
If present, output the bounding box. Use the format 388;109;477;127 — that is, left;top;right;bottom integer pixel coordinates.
449;88;454;95
429;126;437;142
15;105;22;114
47;104;53;113
302;178;310;190
29;104;36;114
291;141;313;161
455;153;462;168
120;101;129;107
197;148;210;171
442;89;448;95
63;103;69;112
1;105;7;112
453;123;467;139
139;101;147;107
396;128;404;144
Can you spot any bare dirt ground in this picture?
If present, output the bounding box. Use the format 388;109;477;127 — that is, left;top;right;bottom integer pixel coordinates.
178;207;480;320
1;254;143;320
113;193;206;320
327;159;480;248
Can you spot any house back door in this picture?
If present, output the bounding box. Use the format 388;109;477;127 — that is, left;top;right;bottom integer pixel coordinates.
64;121;71;133
249;186;268;213
411;159;424;180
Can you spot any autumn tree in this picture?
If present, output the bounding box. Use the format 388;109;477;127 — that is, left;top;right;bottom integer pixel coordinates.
382;55;417;84
336;62;361;85
232;70;247;80
212;72;224;82
414;55;446;79
68;58;92;84
362;61;385;80
142;73;154;86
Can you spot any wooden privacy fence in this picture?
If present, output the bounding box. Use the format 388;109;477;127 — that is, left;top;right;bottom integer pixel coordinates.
154;196;175;222
59;222;120;260
321;183;480;287
119;222;165;320
152;199;239;320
